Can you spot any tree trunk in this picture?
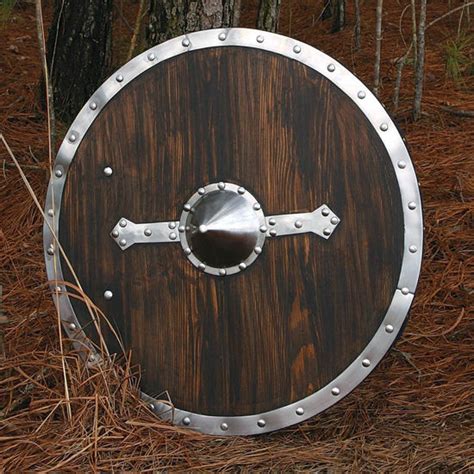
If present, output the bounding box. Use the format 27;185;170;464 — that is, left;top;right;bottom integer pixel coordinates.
413;0;427;121
147;0;241;46
373;0;383;97
44;0;113;125
257;0;281;32
354;0;361;49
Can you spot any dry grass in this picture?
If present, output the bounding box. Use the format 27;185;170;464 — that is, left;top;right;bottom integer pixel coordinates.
0;0;473;471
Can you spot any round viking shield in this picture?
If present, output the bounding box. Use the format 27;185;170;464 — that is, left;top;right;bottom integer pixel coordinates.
44;29;423;435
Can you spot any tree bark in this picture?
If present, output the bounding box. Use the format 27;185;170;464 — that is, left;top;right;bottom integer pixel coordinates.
257;0;281;32
147;0;241;46
413;0;427;121
373;0;383;97
44;0;113;125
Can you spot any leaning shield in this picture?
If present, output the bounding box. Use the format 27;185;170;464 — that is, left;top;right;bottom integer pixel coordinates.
44;28;422;435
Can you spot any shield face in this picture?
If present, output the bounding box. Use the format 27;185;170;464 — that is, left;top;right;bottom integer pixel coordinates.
44;29;422;435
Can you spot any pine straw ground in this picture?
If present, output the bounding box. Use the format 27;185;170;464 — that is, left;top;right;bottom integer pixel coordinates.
0;1;473;471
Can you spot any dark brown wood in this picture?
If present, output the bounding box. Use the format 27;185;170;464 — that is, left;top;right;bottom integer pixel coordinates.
60;47;404;416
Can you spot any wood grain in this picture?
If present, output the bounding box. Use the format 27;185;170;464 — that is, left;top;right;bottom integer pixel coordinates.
60;47;404;416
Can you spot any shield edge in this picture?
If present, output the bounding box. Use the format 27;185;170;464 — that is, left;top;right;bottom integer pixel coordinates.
43;27;423;436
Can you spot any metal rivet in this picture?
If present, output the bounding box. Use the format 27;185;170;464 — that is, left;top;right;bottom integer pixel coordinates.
178;225;185;233
294;220;303;229
293;45;301;54
296;407;304;416
257;35;264;43
327;63;336;72
218;32;226;41
104;290;113;300
323;228;332;236
269;218;276;225
182;38;190;47
269;229;277;237
253;203;261;211
69;322;76;330
259;225;267;233
119;219;127;227
116;74;124;82
112;230;119;238
322;208;330;216
219;268;227;276
254;246;262;254
149;403;155;411
218;182;226;190
257;419;266;428
184;203;191;211
199;224;208;233
408;201;417;210
198;187;206;195
362;358;371;367
147;52;155;61
409;245;418;253
103;166;113;176
397;160;407;169
119;239;127;247
184;247;192;255
385;324;394;333
198;263;206;271
238;187;246;194
169;232;177;240
357;90;366;99
239;262;247;270
47;245;54;255
47;208;54;217
401;287;410;295
55;169;63;178
330;217;339;225
168;222;176;229
144;228;152;237
220;422;229;431
331;387;340;396
90;101;97;110
69;133;77;142
380;122;389;131
183;417;191;426
89;354;96;362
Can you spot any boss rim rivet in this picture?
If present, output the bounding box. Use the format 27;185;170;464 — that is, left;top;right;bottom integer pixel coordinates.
401;287;410;295
253;203;261;210
293;45;301;54
55;169;63;178
408;201;417;210
331;387;340;396
69;133;77;142
323;228;331;236
182;38;190;47
198;263;206;271
119;239;127;247
239;262;247;270
147;52;155;61
254;246;262;254
169;232;177;240
294;220;303;229
238;187;246;194
259;225;267;233
385;324;394;333
198;187;206;195
119;219;127;227
362;359;371;367
398;160;407;169
219;268;227;276
183;417;191;425
327;63;335;72
380;122;389;131
322;208;330;216
185;247;192;255
184;203;191;211
89;354;96;362
69;322;76;330
116;74;124;82
104;290;113;300
168;222;176;229
47;208;54;217
269;218;276;225
218;32;226;41
178;225;185;233
257;419;266;428
269;229;277;237
144;228;152;237
331;216;339;225
218;182;226;190
103;166;113;176
357;91;366;99
296;407;304;416
90;101;97;110
149;403;155;410
112;230;119;238
409;245;417;253
257;35;264;43
220;422;229;431
47;245;54;255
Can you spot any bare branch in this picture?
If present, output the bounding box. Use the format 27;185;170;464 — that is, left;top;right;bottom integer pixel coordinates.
413;0;427;121
374;0;383;97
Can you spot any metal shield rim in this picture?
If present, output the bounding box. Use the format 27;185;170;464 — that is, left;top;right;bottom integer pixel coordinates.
43;27;423;436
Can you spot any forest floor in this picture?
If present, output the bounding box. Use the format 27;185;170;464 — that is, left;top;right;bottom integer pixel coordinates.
0;0;473;471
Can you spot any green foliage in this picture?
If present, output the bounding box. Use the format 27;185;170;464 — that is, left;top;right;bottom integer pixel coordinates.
444;33;474;84
0;0;17;26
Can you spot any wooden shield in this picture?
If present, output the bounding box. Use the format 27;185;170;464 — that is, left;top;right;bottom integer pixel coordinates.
44;29;423;435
